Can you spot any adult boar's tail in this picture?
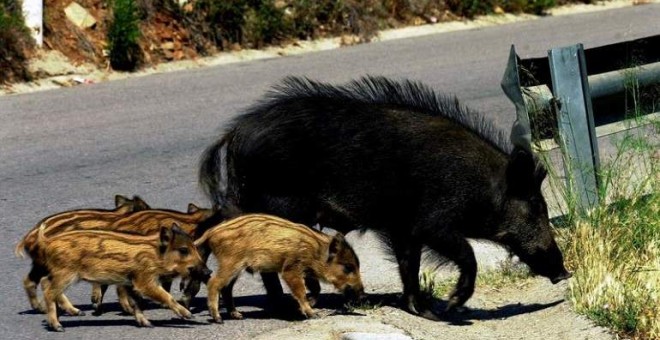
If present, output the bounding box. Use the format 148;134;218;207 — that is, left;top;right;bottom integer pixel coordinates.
199;135;228;206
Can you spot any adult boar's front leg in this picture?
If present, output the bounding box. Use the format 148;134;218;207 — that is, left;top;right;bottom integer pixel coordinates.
426;232;477;312
392;239;441;321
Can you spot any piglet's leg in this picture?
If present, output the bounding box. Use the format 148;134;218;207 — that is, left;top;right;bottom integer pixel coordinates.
124;286;151;328
42;274;76;332
116;285;135;315
305;275;321;307
25;264;49;312
222;278;243;320
56;294;83;316
281;269;316;318
132;278;192;320
207;266;241;324
91;284;109;315
39;277;80;316
41;278;85;316
23;275;44;312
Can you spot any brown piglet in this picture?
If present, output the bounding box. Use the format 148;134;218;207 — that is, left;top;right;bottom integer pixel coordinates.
35;223;210;331
15;195;150;313
89;203;213;315
195;214;364;323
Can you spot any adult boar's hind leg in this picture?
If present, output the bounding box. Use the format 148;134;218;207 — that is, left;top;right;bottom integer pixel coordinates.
391;239;441;320
426;232;477;313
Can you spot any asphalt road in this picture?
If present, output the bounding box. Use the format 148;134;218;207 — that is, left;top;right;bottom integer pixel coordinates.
2;4;659;339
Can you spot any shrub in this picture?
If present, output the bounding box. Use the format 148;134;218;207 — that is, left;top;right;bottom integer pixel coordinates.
108;0;142;71
0;0;33;83
501;0;556;15
445;0;494;18
243;0;292;48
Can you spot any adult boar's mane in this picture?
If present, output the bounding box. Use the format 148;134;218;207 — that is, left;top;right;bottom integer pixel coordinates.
259;76;513;154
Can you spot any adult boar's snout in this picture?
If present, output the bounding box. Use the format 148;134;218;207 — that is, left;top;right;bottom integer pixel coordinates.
550;270;572;284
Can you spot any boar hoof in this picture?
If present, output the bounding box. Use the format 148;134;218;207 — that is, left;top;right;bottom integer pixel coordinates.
418;308;442;321
229;311;243;320
210;317;224;324
49;325;65;332
136;317;153;328
179;310;192;319
304;311;319;319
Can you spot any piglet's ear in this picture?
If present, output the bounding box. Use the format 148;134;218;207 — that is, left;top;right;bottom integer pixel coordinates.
328;233;345;263
506;146;541;197
188;203;200;213
159;225;174;252
132;195;150;210
115;195;129;207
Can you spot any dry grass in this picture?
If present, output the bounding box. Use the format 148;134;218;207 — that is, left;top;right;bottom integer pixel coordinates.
423;258;534;300
544;119;659;339
557;170;659;339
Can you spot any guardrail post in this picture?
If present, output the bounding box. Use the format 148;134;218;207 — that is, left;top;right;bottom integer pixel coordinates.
548;44;600;213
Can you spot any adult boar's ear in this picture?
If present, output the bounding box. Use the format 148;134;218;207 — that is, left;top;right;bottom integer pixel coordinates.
327;233;345;263
159;225;174;253
506;146;543;197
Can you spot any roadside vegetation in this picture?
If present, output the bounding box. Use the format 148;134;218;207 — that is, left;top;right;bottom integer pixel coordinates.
0;0;34;83
2;0;611;81
538;74;659;338
555;131;658;337
108;0;142;71
421;258;534;303
421;70;658;339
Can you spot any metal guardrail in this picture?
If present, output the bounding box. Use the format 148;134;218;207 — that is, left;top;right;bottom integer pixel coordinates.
501;35;660;213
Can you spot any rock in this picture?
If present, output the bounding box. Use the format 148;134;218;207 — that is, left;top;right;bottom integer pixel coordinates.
28;50;93;78
64;2;97;29
340;34;361;46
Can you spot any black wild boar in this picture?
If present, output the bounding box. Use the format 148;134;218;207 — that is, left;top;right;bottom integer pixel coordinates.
198;76;572;320
14;195;150;313
194;213;364;323
34;223;210;331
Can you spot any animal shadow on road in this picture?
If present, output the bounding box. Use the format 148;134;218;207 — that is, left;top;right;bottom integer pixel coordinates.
186;293;367;321
178;292;565;324
52;317;206;331
319;293;566;326
18;302;207;330
440;299;565;326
